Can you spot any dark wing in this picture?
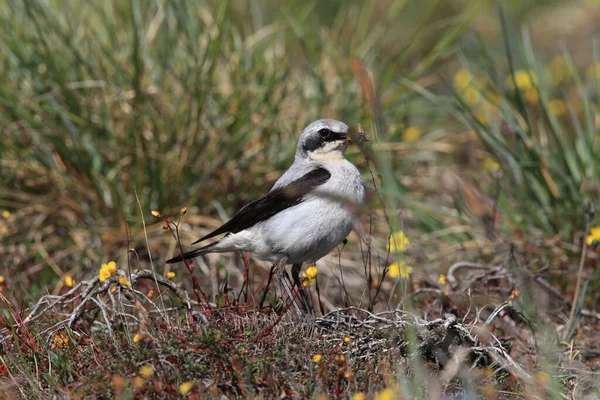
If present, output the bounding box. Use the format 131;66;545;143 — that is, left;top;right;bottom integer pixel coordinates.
191;167;331;245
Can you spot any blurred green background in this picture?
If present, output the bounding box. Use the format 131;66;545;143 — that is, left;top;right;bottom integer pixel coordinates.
1;0;599;303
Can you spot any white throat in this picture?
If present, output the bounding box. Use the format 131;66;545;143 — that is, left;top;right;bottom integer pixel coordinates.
307;141;348;162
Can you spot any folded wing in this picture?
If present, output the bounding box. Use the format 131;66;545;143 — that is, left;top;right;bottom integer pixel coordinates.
191;167;331;244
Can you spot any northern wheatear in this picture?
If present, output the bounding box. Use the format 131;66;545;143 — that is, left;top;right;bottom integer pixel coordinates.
167;119;366;315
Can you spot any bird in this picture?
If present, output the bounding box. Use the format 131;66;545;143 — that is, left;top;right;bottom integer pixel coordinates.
166;119;366;315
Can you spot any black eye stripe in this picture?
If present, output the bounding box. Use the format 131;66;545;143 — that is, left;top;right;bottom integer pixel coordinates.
322;129;347;142
303;136;322;152
302;128;348;153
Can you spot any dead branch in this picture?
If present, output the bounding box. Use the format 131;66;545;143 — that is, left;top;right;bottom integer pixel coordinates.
4;269;205;345
314;306;527;382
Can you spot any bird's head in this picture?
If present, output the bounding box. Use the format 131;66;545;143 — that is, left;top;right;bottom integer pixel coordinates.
296;119;361;162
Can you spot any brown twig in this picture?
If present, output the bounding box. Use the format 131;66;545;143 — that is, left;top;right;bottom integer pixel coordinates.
564;219;592;341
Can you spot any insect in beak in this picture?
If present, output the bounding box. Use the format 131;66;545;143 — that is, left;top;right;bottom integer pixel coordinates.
348;131;369;144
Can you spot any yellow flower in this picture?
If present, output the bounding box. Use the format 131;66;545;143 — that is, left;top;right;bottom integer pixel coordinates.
0;276;5;284
301;267;317;287
1;210;10;219
343;336;351;343
463;86;481;105
118;276;131;286
165;271;176;279
453;68;473;90
438;274;447;285
586;227;600;247
352;393;367;400
375;388;397;400
313;354;322;363
99;261;118;282
305;266;318;279
549;99;566;116
106;261;117;274
302;276;314;287
64;275;75;288
180;207;187;215
151;210;161;218
509;288;520;300
402;126;421;143
133;333;143;343
388;261;413;279
179;381;194;395
139;365;153;379
51;332;70;349
388;230;410;252
507;70;536;89
99;268;112;282
483;157;500;172
523;87;539;104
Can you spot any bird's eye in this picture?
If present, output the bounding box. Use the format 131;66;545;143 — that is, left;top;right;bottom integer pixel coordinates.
318;128;332;138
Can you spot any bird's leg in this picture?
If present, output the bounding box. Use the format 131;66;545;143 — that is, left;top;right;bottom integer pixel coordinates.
274;258;303;318
291;263;302;287
259;264;276;310
291;263;314;315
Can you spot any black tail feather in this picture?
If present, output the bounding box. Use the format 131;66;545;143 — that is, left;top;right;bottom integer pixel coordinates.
166;242;218;264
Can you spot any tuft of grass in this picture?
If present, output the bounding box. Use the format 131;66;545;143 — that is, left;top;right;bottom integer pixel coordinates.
450;7;599;238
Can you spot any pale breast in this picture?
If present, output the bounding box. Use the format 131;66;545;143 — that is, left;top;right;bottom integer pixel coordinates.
320;159;364;204
259;159;364;264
